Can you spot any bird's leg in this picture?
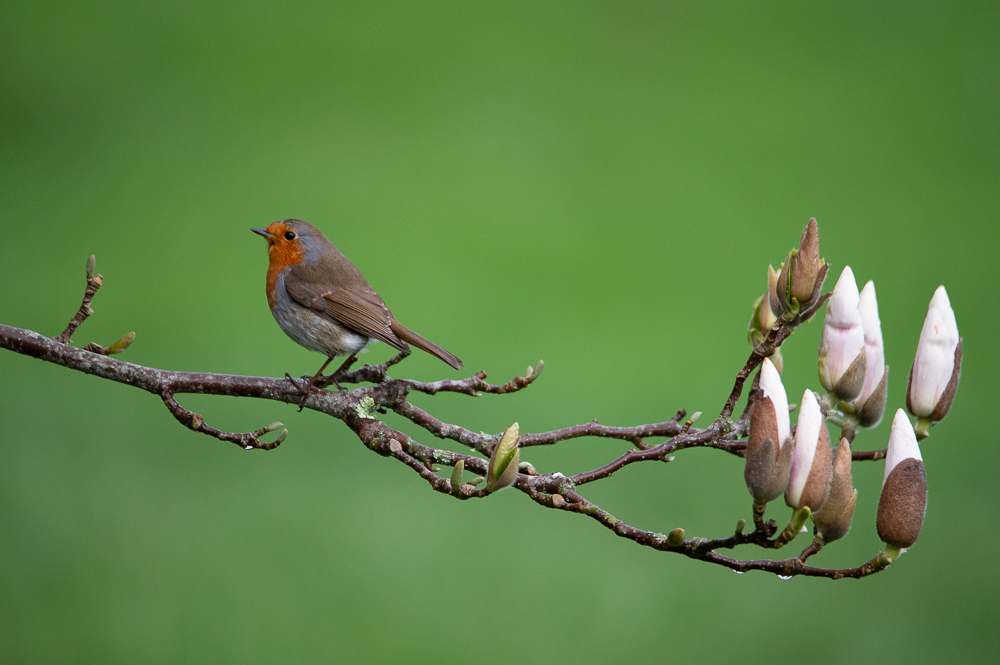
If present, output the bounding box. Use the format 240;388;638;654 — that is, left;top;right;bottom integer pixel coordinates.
296;355;336;412
327;354;358;390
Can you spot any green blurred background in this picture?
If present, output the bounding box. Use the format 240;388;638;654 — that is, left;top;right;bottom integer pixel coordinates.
1;1;998;662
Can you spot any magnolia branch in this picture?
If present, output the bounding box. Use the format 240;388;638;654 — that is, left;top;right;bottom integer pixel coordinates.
0;259;893;580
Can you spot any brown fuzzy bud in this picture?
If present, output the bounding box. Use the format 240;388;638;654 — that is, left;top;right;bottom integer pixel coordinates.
876;410;928;548
744;360;792;503
791;218;820;302
801;262;830;317
877;458;927;549
745;397;792;504
813;439;857;543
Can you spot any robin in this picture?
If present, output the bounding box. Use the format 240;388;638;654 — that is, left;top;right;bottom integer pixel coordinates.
252;219;463;408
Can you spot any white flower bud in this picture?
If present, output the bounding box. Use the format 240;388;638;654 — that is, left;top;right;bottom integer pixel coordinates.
853;282;884;404
759;358;790;449
907;286;961;421
848;280;889;427
818;266;867;401
785;390;832;511
883;409;923;486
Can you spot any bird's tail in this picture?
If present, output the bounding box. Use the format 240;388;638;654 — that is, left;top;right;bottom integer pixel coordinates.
390;321;464;370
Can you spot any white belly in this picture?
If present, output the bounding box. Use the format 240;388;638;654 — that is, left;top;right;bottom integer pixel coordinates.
271;273;372;357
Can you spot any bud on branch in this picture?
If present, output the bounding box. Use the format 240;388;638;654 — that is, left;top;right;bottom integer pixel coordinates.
877;410;928;550
818;266;867;401
907;286;961;436
786;390;833;512
486;423;520;492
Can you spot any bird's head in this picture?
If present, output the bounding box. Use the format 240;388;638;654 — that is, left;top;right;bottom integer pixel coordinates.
251;219;326;269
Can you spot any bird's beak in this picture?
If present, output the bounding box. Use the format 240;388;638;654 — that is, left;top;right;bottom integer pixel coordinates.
251;228;272;239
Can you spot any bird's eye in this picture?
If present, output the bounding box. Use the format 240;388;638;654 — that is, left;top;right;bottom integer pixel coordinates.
284;231;296;241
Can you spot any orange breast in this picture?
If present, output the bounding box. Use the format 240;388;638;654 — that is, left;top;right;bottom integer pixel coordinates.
265;237;305;308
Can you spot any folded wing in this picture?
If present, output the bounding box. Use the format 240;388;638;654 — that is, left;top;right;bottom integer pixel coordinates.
283;269;410;353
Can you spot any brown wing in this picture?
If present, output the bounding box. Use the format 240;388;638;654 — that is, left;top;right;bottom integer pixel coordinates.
283;269;409;352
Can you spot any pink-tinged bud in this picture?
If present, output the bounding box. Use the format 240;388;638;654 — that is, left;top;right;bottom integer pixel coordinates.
812;439;857;543
744;359;792;503
876;410;927;549
907;286;961;423
850;281;889;427
759;358;790;447
818;266;867;401
785;390;833;511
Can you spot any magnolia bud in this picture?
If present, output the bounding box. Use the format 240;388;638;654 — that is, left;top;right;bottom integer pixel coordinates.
907;286;961;424
451;460;465;495
812;439;857;543
768;264;784;317
818;266;867;401
757;292;777;335
775;249;794;314
791;218;820;302
850;281;888;427
876;410;927;549
749;274;783;372
786;390;833;512
486;423;520;492
748;295;775;345
744;359;793;504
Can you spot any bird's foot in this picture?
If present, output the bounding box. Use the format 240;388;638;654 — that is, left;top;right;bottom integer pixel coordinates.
320;354;357;392
286;372;327;412
296;389;313;412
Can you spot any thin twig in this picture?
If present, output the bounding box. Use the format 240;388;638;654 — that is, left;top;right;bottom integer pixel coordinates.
55;271;102;344
161;392;286;450
852;448;887;461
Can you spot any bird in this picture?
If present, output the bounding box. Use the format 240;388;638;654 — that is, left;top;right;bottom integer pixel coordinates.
252;219;463;408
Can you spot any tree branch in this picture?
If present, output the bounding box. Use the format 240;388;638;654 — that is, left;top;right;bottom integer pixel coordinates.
0;256;903;581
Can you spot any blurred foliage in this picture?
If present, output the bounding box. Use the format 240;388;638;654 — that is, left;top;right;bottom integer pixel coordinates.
1;1;998;662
